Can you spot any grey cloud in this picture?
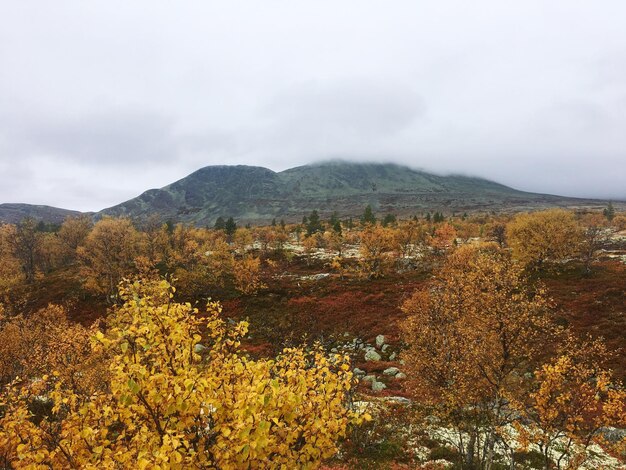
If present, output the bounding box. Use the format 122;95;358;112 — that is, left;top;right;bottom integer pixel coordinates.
5;110;178;165
0;0;625;210
253;81;425;164
264;81;424;137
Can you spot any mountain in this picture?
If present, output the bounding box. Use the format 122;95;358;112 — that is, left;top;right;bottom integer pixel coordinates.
99;161;604;225
0;203;84;225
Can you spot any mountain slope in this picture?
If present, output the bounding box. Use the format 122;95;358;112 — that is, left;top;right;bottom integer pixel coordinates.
0;203;83;225
100;161;603;225
101;166;284;223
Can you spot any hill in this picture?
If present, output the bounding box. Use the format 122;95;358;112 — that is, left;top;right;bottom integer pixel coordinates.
99;161;607;225
0;203;84;225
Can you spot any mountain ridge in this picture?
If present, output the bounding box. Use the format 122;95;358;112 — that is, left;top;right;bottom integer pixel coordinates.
1;161;619;225
0;203;84;225
98;161;611;225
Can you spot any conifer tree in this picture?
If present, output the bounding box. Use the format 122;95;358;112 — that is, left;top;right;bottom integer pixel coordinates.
224;217;237;239
213;216;225;231
306;210;323;236
381;213;396;227
361;205;376;225
603;201;615;221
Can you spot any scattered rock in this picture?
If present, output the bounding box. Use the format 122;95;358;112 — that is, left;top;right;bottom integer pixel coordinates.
383;396;411;405
376;335;385;348
194;343;207;353
383;367;400;376
362;375;376;383
389;352;397;361
365;349;382;362
372;381;387;392
353;368;366;377
381;344;390;353
302;273;330;281
601;427;626;443
395;372;407;380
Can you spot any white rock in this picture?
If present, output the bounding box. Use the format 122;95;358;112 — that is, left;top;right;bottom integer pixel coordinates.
365;349;382;362
372;381;387;392
384;396;411;405
383;367;400;376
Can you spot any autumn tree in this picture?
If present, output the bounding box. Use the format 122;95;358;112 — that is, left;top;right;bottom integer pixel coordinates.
0;304;104;393
429;221;457;254
78;217;140;302
578;213;611;274
0;224;23;303
168;223;200;266
232;227;254;254
506;209;581;270
171;230;235;298
487;222;507;248
11;218;41;283
452;219;481;242
324;229;345;257
36;232;64;274
136;216;171;270
0;279;366;468
233;255;266;295
270;225;290;253
393;220;428;261
613;213;626;231
400;245;554;469
254;225;275;254
358;225;395;278
513;336;626;469
302;232;324;266
57;215;93;264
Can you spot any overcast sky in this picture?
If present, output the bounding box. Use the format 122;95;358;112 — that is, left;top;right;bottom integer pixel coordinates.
1;1;625;211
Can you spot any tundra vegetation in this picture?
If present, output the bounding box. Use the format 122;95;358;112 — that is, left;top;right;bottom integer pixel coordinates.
0;206;625;469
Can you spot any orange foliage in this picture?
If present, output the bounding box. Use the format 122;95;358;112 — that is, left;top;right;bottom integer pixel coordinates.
0;304;105;394
233;255;266;295
506;209;581;270
429;222;457;253
358;225;395;278
78;217;140;301
401;244;554;467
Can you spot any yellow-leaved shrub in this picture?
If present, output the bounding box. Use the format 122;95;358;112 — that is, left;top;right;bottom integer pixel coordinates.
0;279;365;469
